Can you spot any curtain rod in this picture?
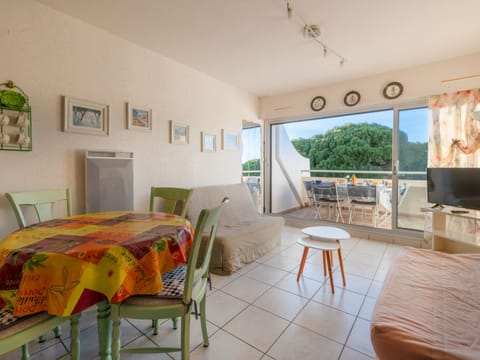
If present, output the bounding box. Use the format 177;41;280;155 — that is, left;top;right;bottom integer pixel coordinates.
441;74;480;84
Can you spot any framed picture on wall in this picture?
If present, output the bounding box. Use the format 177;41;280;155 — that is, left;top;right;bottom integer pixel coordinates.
169;120;190;145
201;132;216;152
127;103;152;131
63;96;109;136
221;129;239;151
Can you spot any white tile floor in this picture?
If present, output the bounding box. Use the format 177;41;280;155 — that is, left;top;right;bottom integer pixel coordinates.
1;225;405;360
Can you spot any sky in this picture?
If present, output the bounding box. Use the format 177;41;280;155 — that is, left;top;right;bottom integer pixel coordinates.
242;108;429;162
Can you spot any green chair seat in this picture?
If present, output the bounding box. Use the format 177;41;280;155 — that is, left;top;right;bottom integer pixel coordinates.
0;310;80;359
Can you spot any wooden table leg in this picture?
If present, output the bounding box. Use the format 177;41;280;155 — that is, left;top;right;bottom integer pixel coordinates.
296;246;309;281
97;301;112;360
322;251;327;277
325;250;335;293
337;241;346;287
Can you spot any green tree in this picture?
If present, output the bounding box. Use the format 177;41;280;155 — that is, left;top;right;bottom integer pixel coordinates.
242;159;261;176
292;123;392;172
291;122;427;177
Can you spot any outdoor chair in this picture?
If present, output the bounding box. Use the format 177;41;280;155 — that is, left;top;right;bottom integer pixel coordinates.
312;184;346;222
348;185;377;226
5;188;71;229
111;198;229;360
303;180;314;205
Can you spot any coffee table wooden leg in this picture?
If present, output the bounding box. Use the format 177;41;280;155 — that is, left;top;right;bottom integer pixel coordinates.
297;246;309;281
337;244;346;287
322;250;327;277
325;250;335;293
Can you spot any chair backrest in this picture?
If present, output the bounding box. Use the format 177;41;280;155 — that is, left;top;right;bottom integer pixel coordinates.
303;181;313;199
348;185;376;202
149;187;193;218
312;184;337;202
5;189;71;229
182;197;229;304
336;184;349;202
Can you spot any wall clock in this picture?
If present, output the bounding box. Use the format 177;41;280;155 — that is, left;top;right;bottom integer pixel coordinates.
383;81;404;100
344;91;361;107
310;96;326;111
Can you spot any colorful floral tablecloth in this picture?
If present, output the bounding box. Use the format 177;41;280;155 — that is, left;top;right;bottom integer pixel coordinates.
0;211;193;317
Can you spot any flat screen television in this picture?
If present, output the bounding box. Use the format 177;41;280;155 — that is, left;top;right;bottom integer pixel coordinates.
427;167;480;210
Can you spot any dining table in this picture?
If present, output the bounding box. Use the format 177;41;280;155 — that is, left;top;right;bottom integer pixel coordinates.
0;211;194;360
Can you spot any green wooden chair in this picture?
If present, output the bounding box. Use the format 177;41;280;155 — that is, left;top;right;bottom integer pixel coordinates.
149;187;193;333
0;310;80;360
4;188;72;352
149;187;192;217
5;188;72;229
111;197;229;360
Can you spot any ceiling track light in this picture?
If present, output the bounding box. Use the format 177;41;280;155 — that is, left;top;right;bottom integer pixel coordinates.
287;2;292;21
283;0;345;68
304;24;321;38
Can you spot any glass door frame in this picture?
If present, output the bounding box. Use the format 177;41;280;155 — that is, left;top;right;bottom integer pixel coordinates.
264;98;428;237
392;99;428;231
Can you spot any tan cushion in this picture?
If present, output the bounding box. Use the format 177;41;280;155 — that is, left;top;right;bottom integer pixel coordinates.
188;184;284;275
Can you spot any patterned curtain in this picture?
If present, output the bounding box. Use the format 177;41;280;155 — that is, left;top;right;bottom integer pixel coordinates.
428;88;480;167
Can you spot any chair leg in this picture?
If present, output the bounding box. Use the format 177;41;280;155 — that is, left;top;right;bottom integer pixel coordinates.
151;319;158;335
111;312;121;360
322;251;326;277
296;246;309;281
172;317;178;330
337;241;346;287
199;296;209;347
70;313;81;360
54;325;62;338
181;314;191;360
325;250;335;293
21;344;29;360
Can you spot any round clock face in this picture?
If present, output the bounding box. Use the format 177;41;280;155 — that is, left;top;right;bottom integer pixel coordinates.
383;82;404;99
310;96;326;111
344;91;361;106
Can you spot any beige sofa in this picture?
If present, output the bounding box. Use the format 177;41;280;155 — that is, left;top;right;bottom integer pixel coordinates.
187;183;284;275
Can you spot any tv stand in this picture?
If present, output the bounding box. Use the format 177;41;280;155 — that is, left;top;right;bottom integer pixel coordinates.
422;207;480;253
430;203;444;209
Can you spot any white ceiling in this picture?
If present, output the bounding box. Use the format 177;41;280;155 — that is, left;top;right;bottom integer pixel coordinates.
36;0;480;96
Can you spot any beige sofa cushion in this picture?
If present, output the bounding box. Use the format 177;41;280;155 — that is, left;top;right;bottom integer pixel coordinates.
188;183;284;275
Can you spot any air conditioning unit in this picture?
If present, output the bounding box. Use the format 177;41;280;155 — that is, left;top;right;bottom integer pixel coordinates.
85;150;134;213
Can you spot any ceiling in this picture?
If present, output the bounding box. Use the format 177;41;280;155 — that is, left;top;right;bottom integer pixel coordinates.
36;0;480;96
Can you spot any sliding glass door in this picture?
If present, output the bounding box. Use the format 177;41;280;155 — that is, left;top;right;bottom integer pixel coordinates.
268;102;428;232
396;106;429;231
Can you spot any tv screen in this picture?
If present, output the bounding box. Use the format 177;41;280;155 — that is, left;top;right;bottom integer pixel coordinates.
427;167;480;210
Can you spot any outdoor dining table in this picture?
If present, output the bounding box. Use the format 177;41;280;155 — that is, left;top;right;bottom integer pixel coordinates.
0;211;194;360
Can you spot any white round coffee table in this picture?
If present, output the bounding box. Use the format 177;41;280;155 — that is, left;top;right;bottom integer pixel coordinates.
302;226;350;241
297;226;350;293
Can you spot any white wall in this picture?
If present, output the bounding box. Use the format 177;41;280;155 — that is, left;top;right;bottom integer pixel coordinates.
260;53;480;121
0;0;258;238
271;125;309;213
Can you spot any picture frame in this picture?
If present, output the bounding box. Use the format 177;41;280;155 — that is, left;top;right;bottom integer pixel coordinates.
169;120;190;145
201;132;216;152
127;103;152;131
221;129;239;151
63;96;109;136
